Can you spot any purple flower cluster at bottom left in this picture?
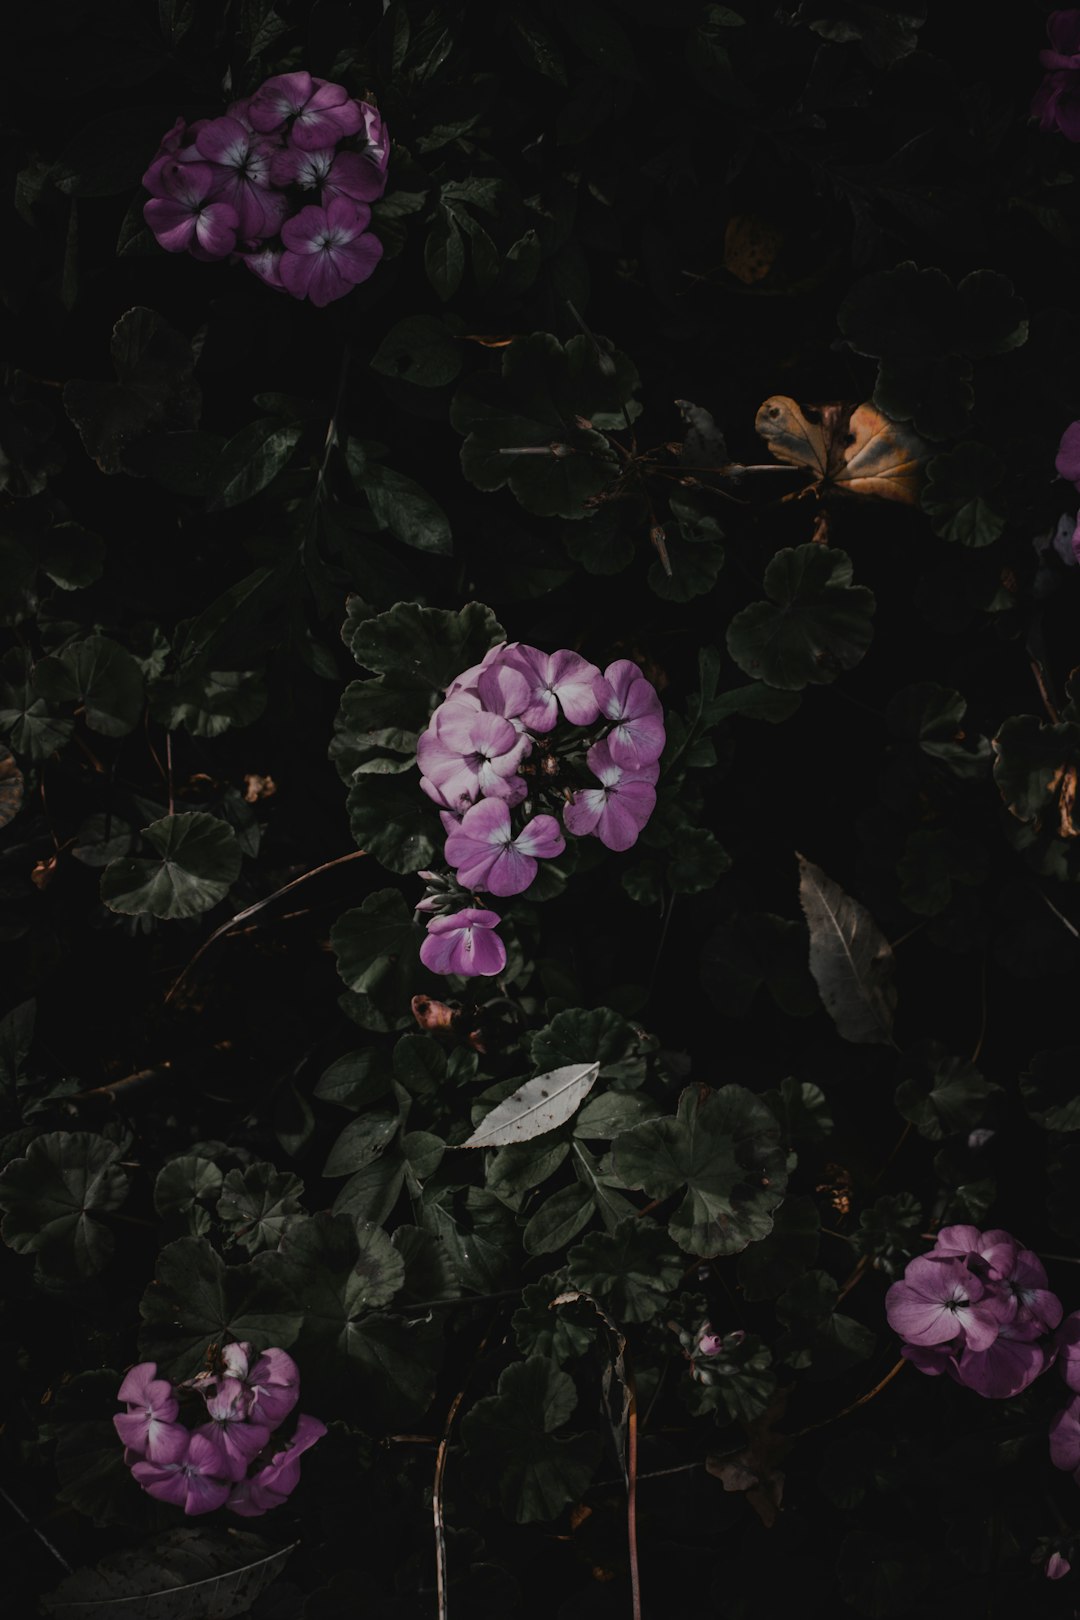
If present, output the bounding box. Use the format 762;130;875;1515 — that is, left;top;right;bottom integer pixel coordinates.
114;1344;325;1517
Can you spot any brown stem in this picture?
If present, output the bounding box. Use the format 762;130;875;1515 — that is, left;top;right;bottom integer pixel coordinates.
435;1316;496;1620
789;1358;907;1439
627;1365;642;1620
164;848;367;1005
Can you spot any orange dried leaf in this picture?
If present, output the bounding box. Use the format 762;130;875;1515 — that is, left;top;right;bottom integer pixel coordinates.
755;396;928;505
723;215;781;284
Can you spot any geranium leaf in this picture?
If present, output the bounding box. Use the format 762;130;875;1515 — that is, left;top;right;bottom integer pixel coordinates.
613;1085;788;1257
100;812;242;919
33;635;144;737
0;1130;129;1277
41;1528;295;1620
726;545;875;690
137;1236;302;1377
462;1063;601;1148
797;854;897;1045
462;1357;602;1522
566;1217;684;1322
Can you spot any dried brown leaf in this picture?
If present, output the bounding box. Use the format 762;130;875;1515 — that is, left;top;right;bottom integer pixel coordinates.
755;396;928;506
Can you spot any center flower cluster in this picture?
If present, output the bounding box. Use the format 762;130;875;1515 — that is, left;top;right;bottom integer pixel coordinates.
142;70;388;305
415;642;665;977
114;1343;324;1517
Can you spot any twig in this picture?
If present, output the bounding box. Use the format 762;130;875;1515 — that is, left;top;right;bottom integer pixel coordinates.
627;1364;642;1620
316;341;353;493
165;731;174;818
647;891;676;1000
164;848;367;1005
789;1358;907;1439
1030;656;1060;724
435;1316;496;1620
70;1064;173;1103
971;951;989;1063
0;1483;73;1574
1040;887;1080;940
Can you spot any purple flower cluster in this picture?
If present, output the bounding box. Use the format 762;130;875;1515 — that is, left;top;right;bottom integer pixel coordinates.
886;1225;1063;1399
115;1344;324;1516
142;72;388;305
1034;12;1080;140
1054;420;1080;565
415;643;665;977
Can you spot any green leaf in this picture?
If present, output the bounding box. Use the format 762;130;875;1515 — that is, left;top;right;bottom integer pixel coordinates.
527;1006;643;1078
137;1236;302;1377
921;441;1006;547
736;1195;820;1300
1021;1048;1080;1131
206;418;300;510
797;855;897;1045
0;650;74;758
331;889;422;1010
315;1049;393;1112
151;668;268;738
648;538;725;602
701;912;819;1018
894;1043;1004;1141
370;314;463;388
41;522;105;589
41;1527;295;1620
797;2;925;68
450;333;638;519
63;306;201;475
886;683;990;780
100;812;242;919
323;1110;400;1178
522;1182;595;1255
513;1275;594;1362
353;456;452;555
425;209;465;300
344;599;505;688
153;1155;224;1238
613;1085;788;1257
873;353;973;442
993;715;1080;832
776;1270;876;1377
0;1131;129;1278
573;1091;662;1139
566;1217;683;1322
688;1332;774;1425
274;1212;440;1421
330;677;426;780
346;774;438;872
726;545;875;690
462;1357;602;1522
897;827;986;916
33;635;144;736
216;1164;305;1254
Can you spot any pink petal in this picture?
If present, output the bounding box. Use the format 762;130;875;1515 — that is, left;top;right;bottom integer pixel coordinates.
513;813;565;860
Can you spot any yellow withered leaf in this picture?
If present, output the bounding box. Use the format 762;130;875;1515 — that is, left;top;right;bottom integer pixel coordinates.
755;396;928;505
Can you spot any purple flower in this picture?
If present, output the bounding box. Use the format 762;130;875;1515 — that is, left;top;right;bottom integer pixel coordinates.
1051;1394;1080;1472
884;1255;1012;1351
503;646;604;732
322;149;390;206
1045;1551;1072;1579
247;72;363;148
475;661;532;727
563;740;659;852
953;1318;1048;1399
418;701;530;809
593;660;666;771
698;1329;724;1357
1056;1310;1080;1392
246;1348;300;1428
113;1363;181;1459
243;245;286;291
357;101;390;185
279;198;382;306
227;1413;327;1517
196;1378;272;1482
420;908;506;977
1042;10;1080;69
143;162;240;260
189;117;284;241
269;144;337;191
446;642;519;699
444;799;564;896
1057;421;1080;488
131;1430;232;1515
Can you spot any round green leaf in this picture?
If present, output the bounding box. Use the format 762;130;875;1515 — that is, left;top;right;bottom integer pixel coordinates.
725;545;875;690
100;811;242;919
566;1217;684;1322
0;1130;129;1277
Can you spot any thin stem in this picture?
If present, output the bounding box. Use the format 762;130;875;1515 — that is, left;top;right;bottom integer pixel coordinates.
1040;888;1080;940
647;891;676;1000
165;730;174;818
316;341;353;494
789;1358;907;1439
0;1484;73;1573
971;951;989;1064
164;848;368;1005
627;1365;642;1620
434;1315;497;1620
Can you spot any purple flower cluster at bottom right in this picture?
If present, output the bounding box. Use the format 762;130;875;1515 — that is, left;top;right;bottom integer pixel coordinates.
886;1223;1080;1503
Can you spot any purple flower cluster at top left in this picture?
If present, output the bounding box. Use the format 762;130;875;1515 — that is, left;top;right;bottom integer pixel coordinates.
115;1343;324;1516
142;71;388;305
414;642;665;977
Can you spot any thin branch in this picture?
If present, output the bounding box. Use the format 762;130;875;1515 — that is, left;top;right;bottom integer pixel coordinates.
0;1484;73;1574
971;951;989;1064
1030;656;1060;724
1040;887;1080;940
164;848;367;1005
435;1317;496;1620
627;1365;642;1620
165;730;174;818
70;1064;173;1103
789;1358;907;1439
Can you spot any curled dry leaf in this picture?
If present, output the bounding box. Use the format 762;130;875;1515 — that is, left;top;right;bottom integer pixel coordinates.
755;396;928;505
724;215;781;285
411;994;461;1032
0;744;24;830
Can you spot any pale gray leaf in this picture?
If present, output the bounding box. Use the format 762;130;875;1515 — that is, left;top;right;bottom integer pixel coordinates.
796;853;897;1045
461;1063;601;1148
